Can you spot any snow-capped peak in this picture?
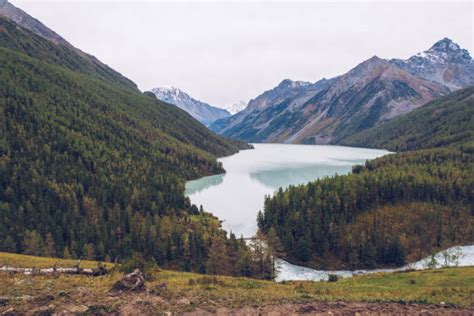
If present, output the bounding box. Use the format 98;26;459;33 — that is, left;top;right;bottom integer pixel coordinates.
150;86;230;126
389;38;474;90
223;101;247;115
429;37;461;53
407;38;471;65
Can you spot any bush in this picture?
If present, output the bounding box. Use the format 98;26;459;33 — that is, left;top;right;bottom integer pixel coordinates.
119;252;159;281
328;274;338;282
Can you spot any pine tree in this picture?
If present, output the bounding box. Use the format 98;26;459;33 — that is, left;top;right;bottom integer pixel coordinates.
45;233;56;257
83;243;95;260
23;230;45;256
205;235;231;275
249;232;273;280
63;247;72;259
265;227;286;279
235;239;253;277
1;235;16;253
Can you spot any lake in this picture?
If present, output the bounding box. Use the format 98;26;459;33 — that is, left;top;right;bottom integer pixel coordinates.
185;143;389;238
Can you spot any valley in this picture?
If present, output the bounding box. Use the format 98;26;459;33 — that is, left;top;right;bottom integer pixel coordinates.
0;0;472;314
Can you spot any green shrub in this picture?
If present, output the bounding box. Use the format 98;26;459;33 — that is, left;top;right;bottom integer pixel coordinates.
328;274;338;282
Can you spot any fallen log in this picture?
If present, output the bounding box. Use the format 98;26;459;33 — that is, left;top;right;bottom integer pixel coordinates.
0;263;107;276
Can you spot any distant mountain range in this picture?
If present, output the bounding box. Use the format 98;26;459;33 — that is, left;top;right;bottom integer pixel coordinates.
151;87;230;126
211;38;474;144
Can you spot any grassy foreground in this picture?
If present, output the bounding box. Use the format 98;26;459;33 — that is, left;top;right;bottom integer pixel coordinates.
0;252;473;314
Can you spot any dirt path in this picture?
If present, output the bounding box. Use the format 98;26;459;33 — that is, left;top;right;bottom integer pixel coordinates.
1;299;473;315
184;302;474;315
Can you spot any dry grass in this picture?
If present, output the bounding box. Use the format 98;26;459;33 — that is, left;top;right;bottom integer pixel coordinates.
0;252;473;314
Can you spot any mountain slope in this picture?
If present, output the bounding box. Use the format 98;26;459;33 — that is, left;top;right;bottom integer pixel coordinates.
212;38;472;145
0;13;256;276
151;87;230;126
0;0;137;90
0;0;67;45
212;57;449;144
294;57;450;144
246;79;332;111
341;86;474;151
210;78;334;142
390;38;474;90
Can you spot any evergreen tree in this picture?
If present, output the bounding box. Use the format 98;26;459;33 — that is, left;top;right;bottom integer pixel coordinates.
45;233;56;257
23;230;44;256
205;235;231;275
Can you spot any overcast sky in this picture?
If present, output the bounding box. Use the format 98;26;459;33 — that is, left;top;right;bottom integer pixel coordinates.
12;0;474;108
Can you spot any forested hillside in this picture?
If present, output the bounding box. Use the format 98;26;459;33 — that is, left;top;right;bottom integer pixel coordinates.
0;14;137;91
258;89;474;269
0;16;261;277
341;86;474;151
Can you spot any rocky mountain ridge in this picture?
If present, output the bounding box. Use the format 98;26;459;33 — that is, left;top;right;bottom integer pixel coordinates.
211;38;472;144
390;38;474;90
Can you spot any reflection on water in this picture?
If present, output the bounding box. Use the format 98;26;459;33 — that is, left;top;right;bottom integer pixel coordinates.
185;143;389;237
186;174;224;195
250;164;353;190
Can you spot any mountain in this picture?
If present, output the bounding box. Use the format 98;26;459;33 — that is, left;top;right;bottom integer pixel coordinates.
209;78;334;142
211;56;449;143
341;86;474;151
390;38;474;90
246;79;330;111
287;56;450;144
211;38;472;145
0;6;256;275
224;100;248;115
151;87;230;126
